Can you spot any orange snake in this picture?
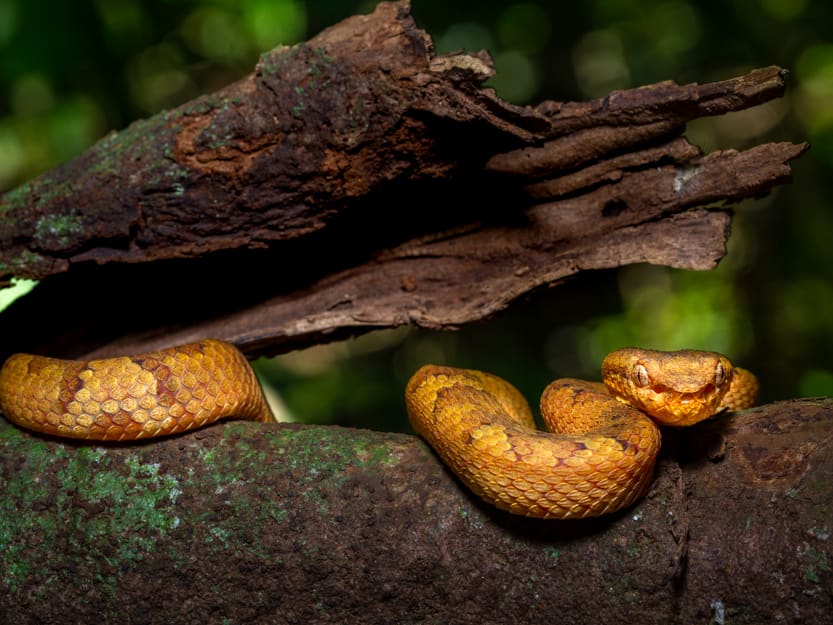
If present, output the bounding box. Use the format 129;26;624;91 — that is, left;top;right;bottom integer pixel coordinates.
0;341;757;519
405;348;758;519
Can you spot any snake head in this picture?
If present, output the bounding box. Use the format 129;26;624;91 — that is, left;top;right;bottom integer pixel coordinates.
602;348;735;426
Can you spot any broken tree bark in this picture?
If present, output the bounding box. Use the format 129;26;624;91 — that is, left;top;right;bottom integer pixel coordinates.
0;0;806;361
0;399;831;625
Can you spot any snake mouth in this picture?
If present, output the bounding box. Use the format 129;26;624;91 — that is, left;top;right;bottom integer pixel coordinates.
638;383;724;425
651;383;716;402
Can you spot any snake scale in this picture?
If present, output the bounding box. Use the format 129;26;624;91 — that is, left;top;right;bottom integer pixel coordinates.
0;340;758;519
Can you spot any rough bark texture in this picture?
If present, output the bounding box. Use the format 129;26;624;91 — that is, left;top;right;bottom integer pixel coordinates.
0;398;831;625
0;0;806;361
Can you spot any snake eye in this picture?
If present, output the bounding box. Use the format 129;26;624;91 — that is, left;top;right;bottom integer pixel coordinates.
633;364;650;387
715;361;726;387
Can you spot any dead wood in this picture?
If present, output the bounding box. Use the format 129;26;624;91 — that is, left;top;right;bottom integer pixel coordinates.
0;0;806;361
0;398;830;625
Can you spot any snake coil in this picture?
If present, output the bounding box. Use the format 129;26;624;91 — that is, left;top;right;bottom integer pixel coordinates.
405;348;758;519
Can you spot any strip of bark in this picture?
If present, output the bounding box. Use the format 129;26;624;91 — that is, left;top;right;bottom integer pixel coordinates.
0;398;829;625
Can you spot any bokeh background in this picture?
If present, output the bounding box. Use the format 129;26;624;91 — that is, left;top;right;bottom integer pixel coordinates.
1;0;831;430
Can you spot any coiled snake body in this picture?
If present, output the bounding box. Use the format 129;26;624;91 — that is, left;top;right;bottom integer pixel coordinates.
405;348;758;519
0;341;757;518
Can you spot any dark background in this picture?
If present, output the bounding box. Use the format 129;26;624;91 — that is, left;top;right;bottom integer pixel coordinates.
1;0;830;429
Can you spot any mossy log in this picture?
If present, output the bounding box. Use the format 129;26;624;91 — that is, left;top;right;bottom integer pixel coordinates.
0;398;830;624
0;0;806;361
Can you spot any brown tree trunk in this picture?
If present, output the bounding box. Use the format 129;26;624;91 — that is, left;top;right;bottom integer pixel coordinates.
0;399;830;625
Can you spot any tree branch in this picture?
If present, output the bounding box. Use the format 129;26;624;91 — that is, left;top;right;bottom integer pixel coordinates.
1;398;830;624
0;1;806;361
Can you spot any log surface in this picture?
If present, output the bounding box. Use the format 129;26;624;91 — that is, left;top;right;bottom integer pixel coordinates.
0;398;830;625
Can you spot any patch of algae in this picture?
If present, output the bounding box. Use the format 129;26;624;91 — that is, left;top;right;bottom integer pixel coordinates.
0;422;399;597
193;423;397;557
0;426;181;595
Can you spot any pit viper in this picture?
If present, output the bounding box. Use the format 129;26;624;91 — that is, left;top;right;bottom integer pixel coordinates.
0;341;757;519
405;348;758;519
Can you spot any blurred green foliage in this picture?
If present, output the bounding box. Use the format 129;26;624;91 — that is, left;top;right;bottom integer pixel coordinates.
1;0;831;430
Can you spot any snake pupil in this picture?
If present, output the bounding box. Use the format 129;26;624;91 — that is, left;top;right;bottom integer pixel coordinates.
633;364;650;387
